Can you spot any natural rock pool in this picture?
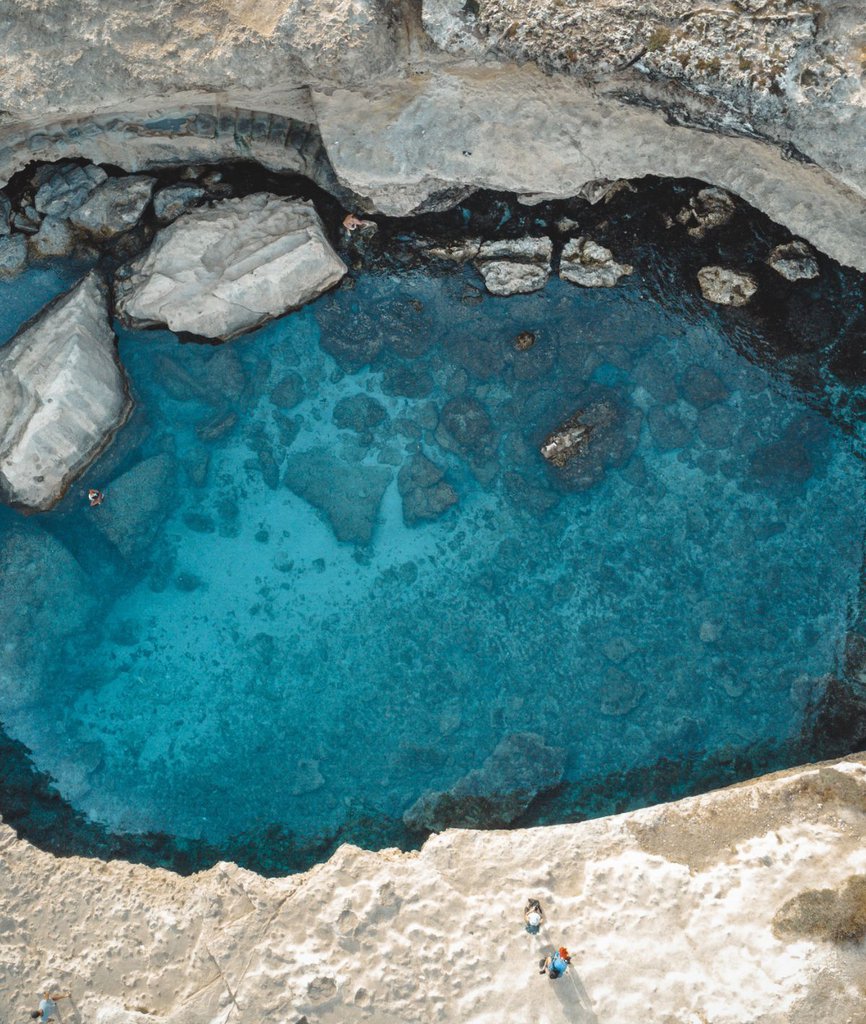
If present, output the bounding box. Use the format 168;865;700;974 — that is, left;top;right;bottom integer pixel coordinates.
1;181;866;874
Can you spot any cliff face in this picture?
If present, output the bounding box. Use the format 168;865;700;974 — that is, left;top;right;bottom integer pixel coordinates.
0;0;864;268
3;756;866;1023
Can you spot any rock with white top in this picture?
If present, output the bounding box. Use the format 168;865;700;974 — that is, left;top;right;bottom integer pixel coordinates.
474;236;552;296
560;237;633;287
0;272;132;512
114;193;347;341
697;265;758;306
768;240;820;281
69;175;156;238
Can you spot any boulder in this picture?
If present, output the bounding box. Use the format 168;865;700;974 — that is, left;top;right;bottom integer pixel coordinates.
403;732;566;831
33;162;107;219
90;454;176;564
69;175;156;238
676;187;736;238
152;184;207;224
768;240;819;281
0;273;132;511
397;454;458;525
284;447;392;545
0;234;27;277
333;393;387;432
474;236;552;296
559;237;633;287
28;216;75;259
697;265;758;306
115;194;347;341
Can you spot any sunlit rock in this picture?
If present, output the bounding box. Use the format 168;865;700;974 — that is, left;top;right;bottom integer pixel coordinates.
0;272;132;512
475;236;552;296
676;187;736;238
115;194;347;341
69;175;156;238
559;237;633;287
697;265;758;306
404;732;566;830
768;240;819;282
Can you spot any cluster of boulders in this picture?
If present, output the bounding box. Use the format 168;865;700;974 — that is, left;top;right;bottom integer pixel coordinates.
0;163;348;512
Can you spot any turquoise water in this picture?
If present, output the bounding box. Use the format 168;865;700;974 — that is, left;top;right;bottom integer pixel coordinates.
0;260;863;858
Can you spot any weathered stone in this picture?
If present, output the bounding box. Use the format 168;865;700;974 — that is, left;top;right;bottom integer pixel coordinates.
697;265;758;306
0;273;132;511
0;234;27;277
768;240;819;282
0;192;10;236
397;454;458;525
425;237;481;262
34;162;107;218
514;330;536;351
559;237;633;288
333;393;387;432
474;236;552;295
284;447;392;544
152;184;207;224
676;187;736;238
28;216;74;259
403;732;566;831
115;194;346;341
540;411;593;467
69;175;156;237
477;237;552;263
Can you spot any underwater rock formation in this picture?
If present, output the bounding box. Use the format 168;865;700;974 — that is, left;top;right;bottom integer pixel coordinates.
403;731;566;831
115;194;346;340
397;453;458;526
0;272;132;512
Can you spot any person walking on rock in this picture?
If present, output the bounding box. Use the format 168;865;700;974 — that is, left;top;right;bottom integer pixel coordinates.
30;989;70;1022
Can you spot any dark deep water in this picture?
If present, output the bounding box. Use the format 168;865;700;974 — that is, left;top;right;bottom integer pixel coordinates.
2;178;866;876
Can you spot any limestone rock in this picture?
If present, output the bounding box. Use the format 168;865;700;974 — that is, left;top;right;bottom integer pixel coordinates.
768;240;819;282
475;236;552;296
559;237;633;287
403;732;566;831
0;193;11;236
0;234;27;277
676;187;736;238
115;194;347;341
152;184;207;224
69;175;156;238
34;162;107;219
425;237;481;262
697;265;758;306
397;453;458;526
28;216;74;259
0;273;132;512
284;447;392;544
540;411;593;467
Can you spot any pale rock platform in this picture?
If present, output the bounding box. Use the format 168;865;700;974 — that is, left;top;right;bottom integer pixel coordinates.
3;756;866;1023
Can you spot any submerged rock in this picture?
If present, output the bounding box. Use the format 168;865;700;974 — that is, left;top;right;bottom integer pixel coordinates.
115;194;347;341
697;265;758;306
397;453;458;525
0;273;132;511
404;732;566;831
69;175;156;238
333;393;387;432
0;234;26;277
559;237;633;287
284;447;392;545
474;236;552;296
91;453;176;564
768;240;819;281
28;216;74;259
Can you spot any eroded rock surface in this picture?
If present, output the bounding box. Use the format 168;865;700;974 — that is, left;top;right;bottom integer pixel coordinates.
768;240;820;281
698;265;758;306
68;175;156;238
115;194;347;340
0;273;132;511
559;237;633;288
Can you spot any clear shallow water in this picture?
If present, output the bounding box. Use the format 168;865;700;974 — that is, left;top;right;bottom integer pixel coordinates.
0;261;863;856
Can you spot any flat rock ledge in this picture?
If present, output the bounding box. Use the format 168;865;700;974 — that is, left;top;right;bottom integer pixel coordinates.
3;756;866;1023
114;193;347;341
0;272;132;512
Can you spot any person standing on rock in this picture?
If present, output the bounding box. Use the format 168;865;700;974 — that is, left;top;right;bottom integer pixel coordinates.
524;897;545;933
29;989;70;1022
539;947;571;980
